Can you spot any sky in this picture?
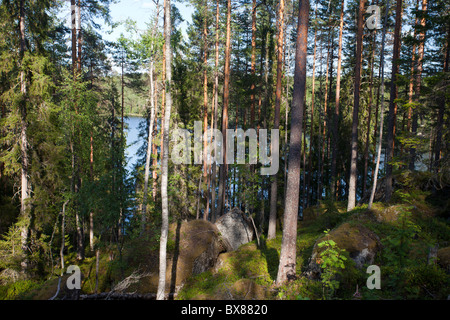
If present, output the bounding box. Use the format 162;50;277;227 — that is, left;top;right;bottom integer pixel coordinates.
62;0;194;44
104;0;194;41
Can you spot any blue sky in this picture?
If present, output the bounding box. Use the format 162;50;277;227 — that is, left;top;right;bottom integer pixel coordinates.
104;0;194;41
62;0;194;43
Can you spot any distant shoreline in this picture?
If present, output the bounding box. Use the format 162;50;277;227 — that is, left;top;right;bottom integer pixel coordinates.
125;113;145;118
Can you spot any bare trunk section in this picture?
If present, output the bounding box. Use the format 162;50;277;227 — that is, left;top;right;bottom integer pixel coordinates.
307;23;317;207
369;0;391;209
19;0;31;272
385;0;403;201
331;0;344;200
347;0;366;211
409;0;427;171
268;0;284;240
157;0;173;300
210;0;220;223
217;0;232;218
276;0;309;285
141;64;156;235
141;8;160;235
434;23;449;172
362;33;376;197
250;0;257;127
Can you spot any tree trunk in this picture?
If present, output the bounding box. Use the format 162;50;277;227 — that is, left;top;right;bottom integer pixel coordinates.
307;23;317;207
141;8;160;234
363;33;376;197
409;0;427;171
369;0;391;209
331;0;344;201
385;0;403;201
77;0;82;74
141;63;156;235
276;0;309;285
268;0;284;240
210;0;220;223
347;0;366;211
250;0;257;127
434;23;448;172
217;0;231;218
89;134;94;251
202;0;209;219
157;0;173;300
19;0;31;272
322;35;331;197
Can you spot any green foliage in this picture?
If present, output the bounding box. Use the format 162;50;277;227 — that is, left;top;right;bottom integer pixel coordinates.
0;280;41;300
317;230;347;299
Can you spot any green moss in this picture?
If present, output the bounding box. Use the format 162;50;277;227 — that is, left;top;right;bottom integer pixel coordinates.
0;280;42;300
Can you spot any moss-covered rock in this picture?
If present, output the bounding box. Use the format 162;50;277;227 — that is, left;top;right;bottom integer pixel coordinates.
374;204;404;223
128;219;229;295
307;222;381;279
215;207;253;251
437;246;450;272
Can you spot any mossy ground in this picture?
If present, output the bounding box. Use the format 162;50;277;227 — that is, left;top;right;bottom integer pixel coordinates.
3;176;450;300
177;186;450;300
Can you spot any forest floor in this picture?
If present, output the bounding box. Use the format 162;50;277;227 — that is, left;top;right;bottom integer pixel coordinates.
3;174;450;300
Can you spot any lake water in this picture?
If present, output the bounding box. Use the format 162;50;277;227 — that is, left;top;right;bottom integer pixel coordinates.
125;116;145;172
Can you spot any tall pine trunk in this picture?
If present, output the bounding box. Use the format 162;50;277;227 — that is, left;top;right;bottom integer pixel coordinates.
409;0;427;171
434;23;448;172
276;0;309;285
19;0;31;271
369;0;391;209
141;63;156;235
347;0;366;211
157;0;173;300
210;0;220;223
331;0;344;200
217;0;231;218
385;0;403;201
268;0;284;240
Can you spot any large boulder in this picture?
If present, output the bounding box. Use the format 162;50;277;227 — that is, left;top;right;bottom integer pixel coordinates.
437;246;450;272
306;222;381;279
125;219;231;295
215;208;254;251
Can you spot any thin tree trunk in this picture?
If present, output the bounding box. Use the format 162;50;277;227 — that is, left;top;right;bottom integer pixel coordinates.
19;0;31;272
202;0;209;219
210;0;220;223
409;0;427;171
141;64;156;235
77;1;82;74
250;0;257;127
157;0;173;300
307;22;317;206
89;134;94;251
385;0;403;201
363;33;376;197
268;0;284;240
276;0;309;285
347;0;366;211
141;8;160;234
217;0;232;218
331;0;344;200
369;0;391;209
321;37;331;197
434;24;449;172
160;0;167;165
